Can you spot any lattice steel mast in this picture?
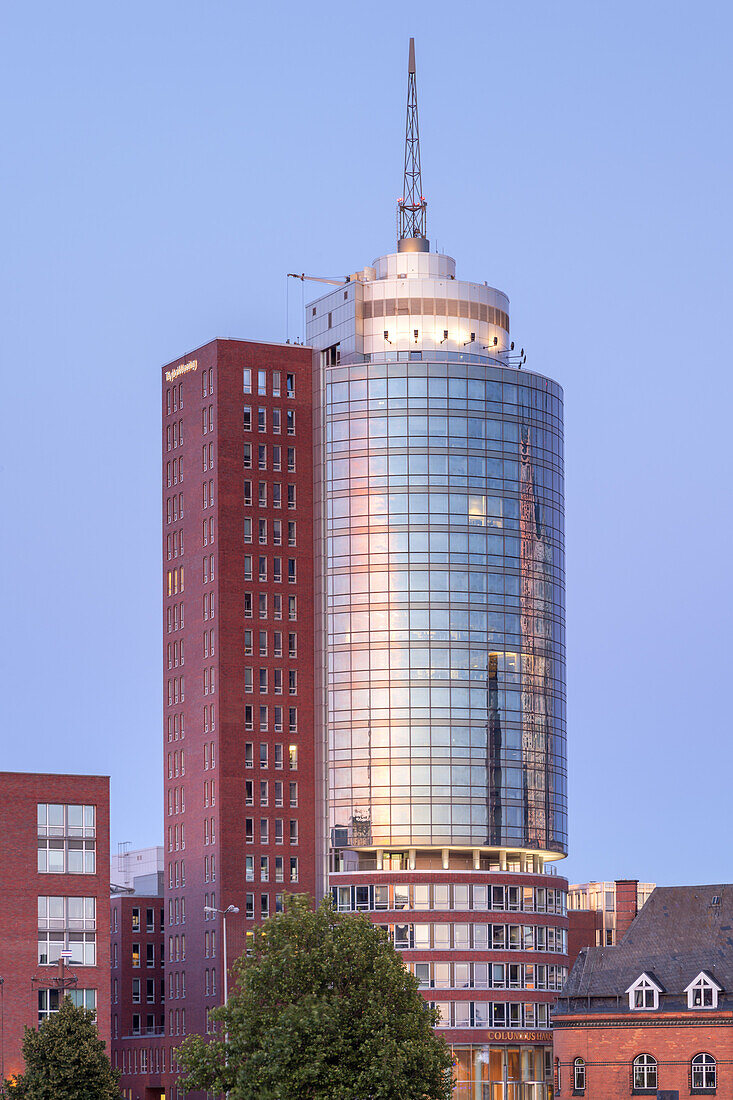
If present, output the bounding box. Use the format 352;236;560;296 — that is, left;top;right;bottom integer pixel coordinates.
397;38;429;251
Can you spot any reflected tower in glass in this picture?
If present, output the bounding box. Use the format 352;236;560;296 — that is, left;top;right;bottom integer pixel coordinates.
308;40;568;1100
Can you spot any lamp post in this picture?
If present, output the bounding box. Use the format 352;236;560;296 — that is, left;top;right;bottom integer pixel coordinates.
203;905;239;1097
203;905;239;1009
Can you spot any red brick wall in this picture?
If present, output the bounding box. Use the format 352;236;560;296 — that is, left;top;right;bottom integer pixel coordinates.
554;1013;733;1098
567;909;603;969
615;879;639;943
0;771;110;1080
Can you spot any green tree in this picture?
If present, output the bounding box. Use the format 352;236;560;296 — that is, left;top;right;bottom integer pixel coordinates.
5;997;120;1100
177;894;454;1100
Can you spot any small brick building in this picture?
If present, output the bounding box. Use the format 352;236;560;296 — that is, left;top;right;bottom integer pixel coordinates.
553;884;733;1098
0;771;110;1080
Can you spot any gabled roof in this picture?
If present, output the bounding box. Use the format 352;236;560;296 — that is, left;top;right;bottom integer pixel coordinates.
561;885;733;1000
684;970;724;993
625;971;664;994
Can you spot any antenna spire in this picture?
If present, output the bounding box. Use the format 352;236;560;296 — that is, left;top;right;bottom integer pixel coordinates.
397;37;429;252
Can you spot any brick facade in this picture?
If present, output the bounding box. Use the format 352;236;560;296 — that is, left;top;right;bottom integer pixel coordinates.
0;771;110;1080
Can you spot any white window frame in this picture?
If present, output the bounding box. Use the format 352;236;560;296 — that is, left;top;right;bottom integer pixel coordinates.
685;971;721;1010
625;972;662;1011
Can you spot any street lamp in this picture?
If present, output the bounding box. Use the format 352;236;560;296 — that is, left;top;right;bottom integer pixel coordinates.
203;905;239;1097
203;906;239;1008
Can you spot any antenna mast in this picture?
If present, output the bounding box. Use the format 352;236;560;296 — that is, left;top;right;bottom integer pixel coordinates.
397;38;429;252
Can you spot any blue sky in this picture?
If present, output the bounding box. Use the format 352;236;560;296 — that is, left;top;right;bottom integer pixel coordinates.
1;1;731;886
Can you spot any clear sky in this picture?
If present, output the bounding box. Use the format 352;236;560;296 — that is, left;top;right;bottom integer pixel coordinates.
1;0;731;887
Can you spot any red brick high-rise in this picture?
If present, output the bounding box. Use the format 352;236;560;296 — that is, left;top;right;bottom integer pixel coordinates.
158;339;315;1097
0;771;110;1081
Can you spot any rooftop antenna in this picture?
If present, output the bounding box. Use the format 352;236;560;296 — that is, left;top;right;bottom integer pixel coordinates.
397;38;429;253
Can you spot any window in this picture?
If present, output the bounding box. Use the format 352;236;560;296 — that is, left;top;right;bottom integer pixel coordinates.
573;1057;585;1092
273;445;281;471
243;369;251;394
287;446;295;471
258;408;266;432
287;485;296;509
691;1053;716;1091
632;1054;657;1091
286;373;295;398
37;804;96;874
258;370;267;395
272;371;281;397
272;408;281;433
288;521;296;546
260;855;269;881
290;856;299;882
289;820;298;844
37;897;96;966
286;409;295;434
243;405;252;430
289;743;298;768
38;988;95;1026
243;442;252;468
686;972;721;1009
627;974;661;1010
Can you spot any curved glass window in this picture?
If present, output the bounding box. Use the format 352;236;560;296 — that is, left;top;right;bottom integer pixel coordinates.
691;1053;716;1090
632;1054;657;1090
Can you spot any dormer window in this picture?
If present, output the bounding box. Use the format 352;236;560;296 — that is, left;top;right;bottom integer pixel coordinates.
685;972;722;1010
626;973;662;1010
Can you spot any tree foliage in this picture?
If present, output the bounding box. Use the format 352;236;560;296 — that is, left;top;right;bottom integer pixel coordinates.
5;997;120;1099
176;894;453;1100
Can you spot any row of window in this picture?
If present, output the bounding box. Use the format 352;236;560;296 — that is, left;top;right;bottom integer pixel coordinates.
165;420;184;450
243;443;296;470
166;381;185;412
165;493;184;523
244;629;298;657
167;787;185;814
244;818;299;845
38;989;95;1026
37;838;96;875
166;567;184;596
111;942;160;969
627;971;721;1012
245;779;298;807
432;1000;550;1029
131;977;163;1004
166;456;184;484
116;1040;168;1076
243;556;298;583
388;922;567;953
38;931;95;966
111;906;163;935
244;701;300;731
560;1053;717;1093
243;480;297;508
243;368;296;398
243;406;296;434
243;592;298;620
165;530;184;559
245;854;299;884
243;666;298;693
167;823;185;851
244;517;297;545
410;960;567;992
245;741;299;768
38;803;96;837
331;883;566;915
166;710;185;739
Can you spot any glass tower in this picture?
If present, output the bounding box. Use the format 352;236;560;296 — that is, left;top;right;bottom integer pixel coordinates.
306;43;568;1100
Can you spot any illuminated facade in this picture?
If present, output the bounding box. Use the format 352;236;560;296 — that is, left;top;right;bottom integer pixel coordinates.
307;40;569;1098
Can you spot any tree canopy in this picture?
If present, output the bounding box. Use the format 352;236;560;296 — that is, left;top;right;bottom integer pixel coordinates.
5;996;120;1100
176;893;453;1100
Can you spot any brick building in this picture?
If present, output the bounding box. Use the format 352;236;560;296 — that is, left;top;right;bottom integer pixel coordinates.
157;339;316;1098
553;884;733;1098
0;771;110;1081
567;879;655;968
110;864;166;1097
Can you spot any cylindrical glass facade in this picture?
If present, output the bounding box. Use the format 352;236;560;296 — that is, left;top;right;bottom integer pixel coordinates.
321;358;566;856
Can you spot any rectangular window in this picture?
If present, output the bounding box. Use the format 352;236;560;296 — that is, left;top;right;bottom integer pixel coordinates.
243;369;251;394
259;482;267;507
287;447;295;471
245;742;254;767
259;556;267;581
260;855;269;881
274;594;283;619
245;705;253;730
289;781;298;807
289;820;298;845
272;409;281;434
37;804;96;875
244;517;252;543
273;484;282;508
275;820;283;844
274;781;283;806
258;370;267;396
286;410;295;434
273;557;282;583
274;744;283;769
286;374;295;398
288;596;297;620
288;558;296;583
260;743;268;768
288;521;296;546
287;485;296;509
243;406;251;430
259;519;267;544
273;445;281;471
258;408;266;432
258;444;267;469
272;371;281;397
37;897;97;966
260;819;269;844
244;480;252;505
243;443;252;468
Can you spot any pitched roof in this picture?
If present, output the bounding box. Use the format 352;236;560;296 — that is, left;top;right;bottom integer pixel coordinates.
562;885;733;999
